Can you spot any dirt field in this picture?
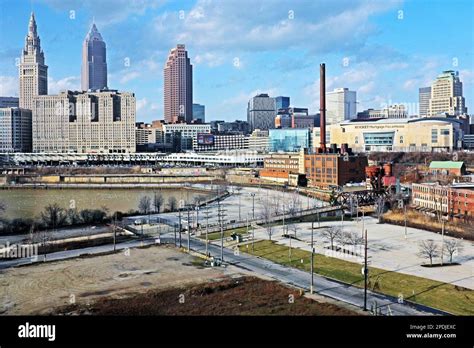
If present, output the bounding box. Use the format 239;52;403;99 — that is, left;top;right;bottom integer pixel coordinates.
56;276;356;316
0;245;235;315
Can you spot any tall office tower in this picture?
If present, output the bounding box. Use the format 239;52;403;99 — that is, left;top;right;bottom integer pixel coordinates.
418;87;431;117
81;23;108;91
429;70;467;116
0;108;32;152
19;12;48;110
275;96;290;110
192;103;205;122
247;94;276;131
33;90;136;153
326;88;357;125
164;44;193;124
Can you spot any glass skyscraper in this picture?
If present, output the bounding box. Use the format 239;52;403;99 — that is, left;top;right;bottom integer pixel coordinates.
275;96;290;110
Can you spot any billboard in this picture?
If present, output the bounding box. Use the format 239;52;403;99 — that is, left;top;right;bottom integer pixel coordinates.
197;133;214;145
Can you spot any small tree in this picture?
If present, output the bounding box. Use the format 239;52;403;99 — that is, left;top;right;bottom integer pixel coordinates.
138;196;152;215
337;231;351;251
322;226;342;250
40;203;67;229
153;192;164;213
288;223;298;238
66;208;81;225
443;239;463;264
168;196;178;211
418;239;440;266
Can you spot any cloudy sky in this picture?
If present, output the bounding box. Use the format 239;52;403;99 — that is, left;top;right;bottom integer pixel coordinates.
0;0;472;122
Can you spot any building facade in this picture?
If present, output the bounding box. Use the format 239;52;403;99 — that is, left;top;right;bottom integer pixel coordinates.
275;107;314;129
19;12;48;110
328;118;464;153
429;161;466;176
419;87;431;117
248;129;269;153
192;103;205;122
269;128;311;153
0;108;32;152
81;23;108;91
192;134;249;152
304;151;368;189
412;183;474;219
217;120;250;135
0;97;19;108
247;94;276;131
164;44;193;123
429;70;467;116
162;123;211;151
326;88;357;125
259;153;302;183
275;96;290;110
357;104;408;119
33;90;136;153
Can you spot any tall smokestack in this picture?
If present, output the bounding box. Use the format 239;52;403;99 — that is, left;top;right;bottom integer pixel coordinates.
319;63;326;152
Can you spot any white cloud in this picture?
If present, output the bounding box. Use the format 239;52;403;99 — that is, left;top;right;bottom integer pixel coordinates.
119;71;140;84
48;76;80;94
194;52;224;67
0;76;19;96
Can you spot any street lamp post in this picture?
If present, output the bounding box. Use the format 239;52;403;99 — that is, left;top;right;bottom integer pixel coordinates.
363;228;368;311
310;222;314;294
187;207;191;252
178;209;182;248
250;192;256;220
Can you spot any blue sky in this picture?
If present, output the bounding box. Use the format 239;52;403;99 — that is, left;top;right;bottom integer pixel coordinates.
0;0;473;122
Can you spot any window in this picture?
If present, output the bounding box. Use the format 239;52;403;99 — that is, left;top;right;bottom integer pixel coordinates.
440;129;450;135
431;129;438;143
400;135;404;144
355;136;359;144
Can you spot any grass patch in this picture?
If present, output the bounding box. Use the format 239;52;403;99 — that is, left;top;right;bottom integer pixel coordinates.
238;240;473;315
200;226;253;241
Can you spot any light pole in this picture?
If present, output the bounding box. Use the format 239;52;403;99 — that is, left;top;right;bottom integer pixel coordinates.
404;204;407;239
310;222;314;294
203;204;211;256
187;206;191;252
363;228;368;311
250;192;256;220
178;209;182;248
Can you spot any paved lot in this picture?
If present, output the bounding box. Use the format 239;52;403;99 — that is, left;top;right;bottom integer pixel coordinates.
254;216;474;289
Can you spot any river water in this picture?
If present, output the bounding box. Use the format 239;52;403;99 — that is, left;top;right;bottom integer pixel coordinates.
0;188;212;220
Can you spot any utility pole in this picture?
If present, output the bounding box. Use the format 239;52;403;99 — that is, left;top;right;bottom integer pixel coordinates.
361;210;365;239
178;209;182;248
250;192;256;220
364;228;368;311
404;204;407;239
441;219;445;266
317;211;320;228
113;213;117;251
217;200;227;261
187;206;191;253
203;204;211;256
310;222;314;294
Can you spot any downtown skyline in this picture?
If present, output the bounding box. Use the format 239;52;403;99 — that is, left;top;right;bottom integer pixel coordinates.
0;0;473;123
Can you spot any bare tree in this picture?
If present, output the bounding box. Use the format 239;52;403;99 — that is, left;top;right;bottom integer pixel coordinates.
288;223;298;238
375;196;386;223
418;239;440;266
168;196;178;211
153;192;164;213
347;231;364;248
443;239;464;264
287;191;302;217
40;204;67;229
322;226;341;250
0;201;5;215
260;198;275;240
337;231;352;251
138;196;152;214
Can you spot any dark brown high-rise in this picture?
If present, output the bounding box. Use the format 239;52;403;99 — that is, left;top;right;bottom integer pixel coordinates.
319;63;326;152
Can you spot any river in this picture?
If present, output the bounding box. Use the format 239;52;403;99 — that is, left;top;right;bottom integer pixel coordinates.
0;188;213;220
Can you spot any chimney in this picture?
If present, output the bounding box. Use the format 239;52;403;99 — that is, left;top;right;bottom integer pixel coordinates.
319;63;326;152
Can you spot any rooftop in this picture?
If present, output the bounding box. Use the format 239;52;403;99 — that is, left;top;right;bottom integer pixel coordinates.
429;161;465;169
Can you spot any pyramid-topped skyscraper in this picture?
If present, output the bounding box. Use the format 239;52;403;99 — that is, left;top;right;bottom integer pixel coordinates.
19;12;48;110
81;22;108;91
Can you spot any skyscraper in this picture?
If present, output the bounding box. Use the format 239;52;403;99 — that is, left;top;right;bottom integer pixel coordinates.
247;94;276;131
275;96;290;110
19;12;48;110
326;88;357;125
429;71;467;116
164;44;193;124
418;87;431;117
81;23;108;91
192;103;205;122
